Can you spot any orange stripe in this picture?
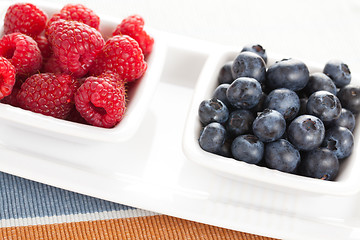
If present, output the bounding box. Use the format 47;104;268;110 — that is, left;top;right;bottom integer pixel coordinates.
0;215;279;240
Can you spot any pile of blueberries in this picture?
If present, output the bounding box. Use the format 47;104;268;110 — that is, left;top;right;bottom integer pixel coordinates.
198;44;360;181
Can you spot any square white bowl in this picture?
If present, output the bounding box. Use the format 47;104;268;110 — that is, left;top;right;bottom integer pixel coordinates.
0;2;167;143
183;48;360;196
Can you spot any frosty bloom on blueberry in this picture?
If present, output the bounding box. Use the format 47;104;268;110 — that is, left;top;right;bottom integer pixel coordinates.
197;44;358;181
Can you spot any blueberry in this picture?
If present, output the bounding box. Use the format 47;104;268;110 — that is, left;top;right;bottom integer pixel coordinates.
304;72;337;96
240;44;267;64
231;134;264;164
226;77;262;109
218;61;234;84
323;59;351;88
287;115;325;151
198;122;227;154
252;109;286;142
212;83;231;107
226;109;254;136
322;126;354;159
266;58;309;91
298;97;308;116
301;148;339;181
264;139;301;173
231;52;266;83
250;92;267;114
264;88;300;121
337;85;360;114
306;91;342;122
331;108;356;132
198;98;229;126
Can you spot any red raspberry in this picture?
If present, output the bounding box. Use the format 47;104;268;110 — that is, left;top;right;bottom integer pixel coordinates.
89;35;147;82
48;4;100;30
46;19;105;78
41;54;63;74
34;35;52;60
1;86;20;107
0;57;16;100
74;74;127;128
17;73;79;119
4;3;48;38
0;33;42;77
113;15;154;57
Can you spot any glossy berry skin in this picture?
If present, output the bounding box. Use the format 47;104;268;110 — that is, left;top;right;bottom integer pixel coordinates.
306;91;342;122
217;61;234;84
323;59;351;88
322;126;354;159
241;44;267;64
264;88;300;121
266;58;309;91
264;139;301;173
304;72;337;96
288;115;325;151
337;85;360;114
4;3;48;38
301;148;339;181
226;109;254;136
231;134;264;164
198;122;226;154
0;57;16;100
226;77;262;109
331;108;356;132
231;52;266;83
198;98;229;126
212;83;230;107
252;109;286;143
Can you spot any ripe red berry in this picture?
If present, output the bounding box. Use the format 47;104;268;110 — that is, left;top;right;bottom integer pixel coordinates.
113;14;154;57
0;57;16;100
4;3;48;38
17;73;79;119
34;35;52;60
89;35;147;82
74;74;127;128
0;33;42;77
48;3;100;30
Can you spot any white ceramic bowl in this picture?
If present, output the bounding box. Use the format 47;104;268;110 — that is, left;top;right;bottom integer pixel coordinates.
183;48;360;196
0;2;166;143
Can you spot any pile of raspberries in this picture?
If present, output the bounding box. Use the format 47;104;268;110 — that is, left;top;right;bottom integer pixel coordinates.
0;3;154;128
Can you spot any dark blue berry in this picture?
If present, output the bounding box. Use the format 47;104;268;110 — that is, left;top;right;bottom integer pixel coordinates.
337;85;360;114
322;126;354;159
218;61;234;84
306;91;342;122
266;58;309;91
241;44;267;64
231;52;266;83
301;148;339;181
226;109;254;136
212;83;231;108
231;134;264;164
198;98;229;125
298;97;308;116
331;108;356;132
323;59;351;88
226;77;262;109
304;72;337;96
198;122;226;154
252;109;286;142
264;139;301;173
287;115;325;151
264;88;300;121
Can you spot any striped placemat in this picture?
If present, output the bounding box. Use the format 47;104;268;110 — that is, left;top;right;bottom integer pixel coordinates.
0;172;278;239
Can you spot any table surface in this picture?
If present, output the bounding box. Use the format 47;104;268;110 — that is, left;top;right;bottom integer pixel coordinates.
1;0;360;239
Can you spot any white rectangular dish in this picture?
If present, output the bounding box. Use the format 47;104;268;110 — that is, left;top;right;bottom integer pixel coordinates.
0;2;360;240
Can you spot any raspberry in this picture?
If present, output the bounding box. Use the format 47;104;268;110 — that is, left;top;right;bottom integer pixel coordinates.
41;54;63;74
89;35;147;82
0;57;16;100
46;19;105;78
4;3;48;38
17;73;79;119
74;74;127;128
48;4;100;30
34;35;52;60
113;15;154;57
0;33;42;77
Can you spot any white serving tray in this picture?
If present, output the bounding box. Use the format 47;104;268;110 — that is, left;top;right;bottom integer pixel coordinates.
0;2;360;240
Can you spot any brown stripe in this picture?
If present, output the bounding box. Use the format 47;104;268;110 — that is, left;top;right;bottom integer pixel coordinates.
0;215;279;240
